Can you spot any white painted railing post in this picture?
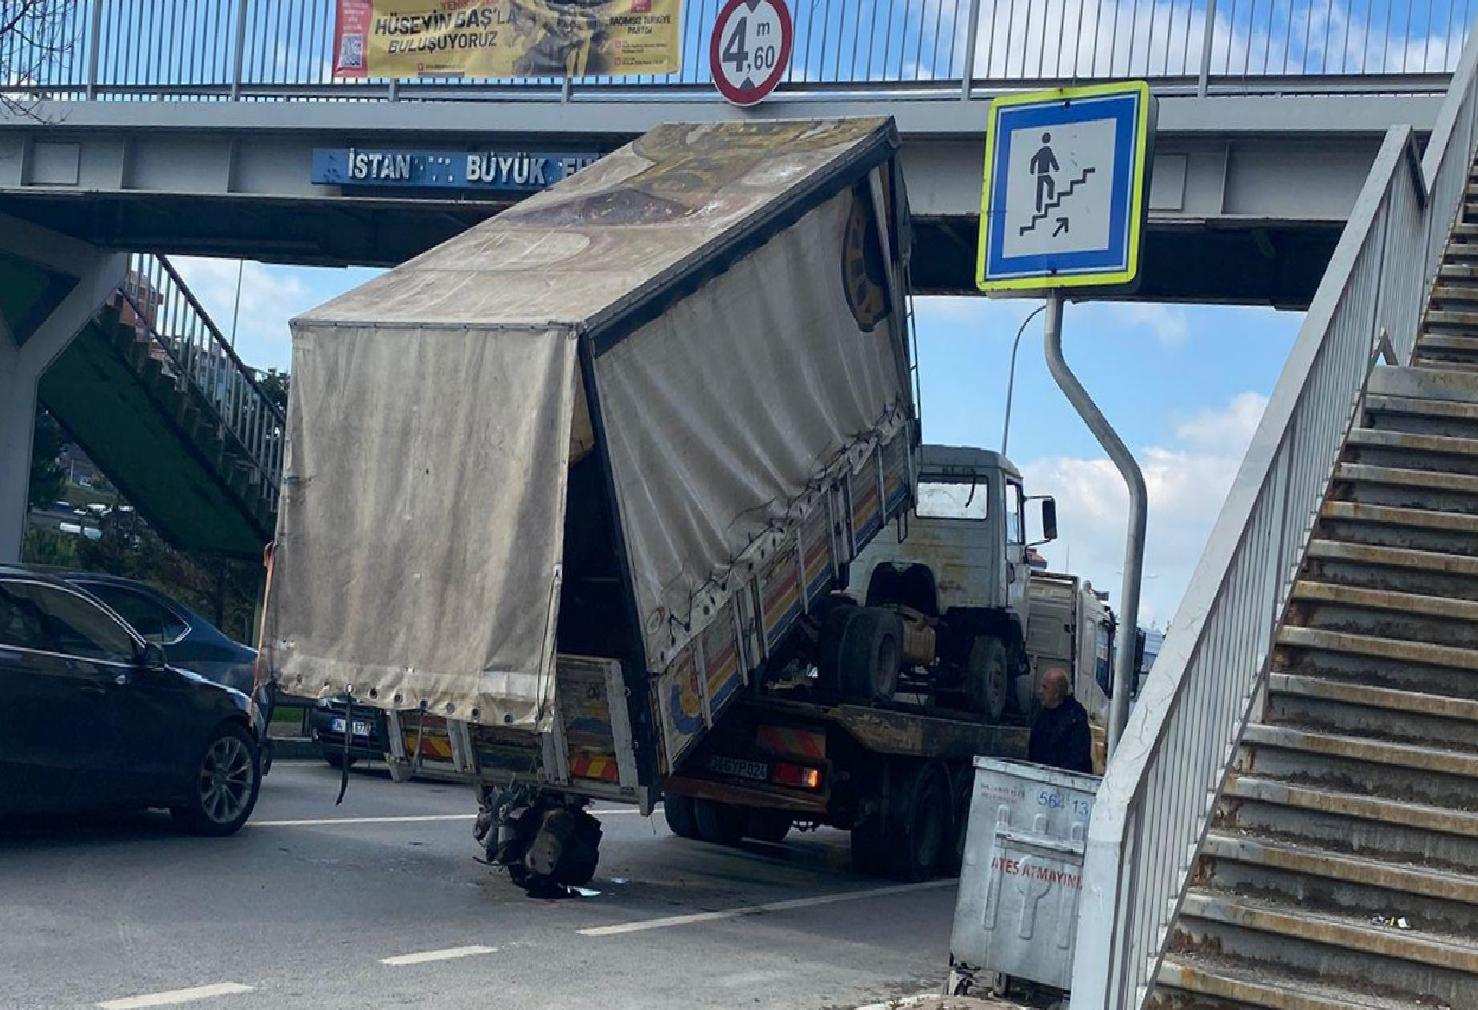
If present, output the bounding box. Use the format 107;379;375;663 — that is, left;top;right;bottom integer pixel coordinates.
960;0;982;101
230;0;249;101
1197;0;1219;97
84;0;104;99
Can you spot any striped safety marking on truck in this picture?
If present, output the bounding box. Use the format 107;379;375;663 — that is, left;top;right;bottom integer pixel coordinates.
759;546;804;652
756;724;826;760
401;732;454;760
569;752;621;783
849;459;883;546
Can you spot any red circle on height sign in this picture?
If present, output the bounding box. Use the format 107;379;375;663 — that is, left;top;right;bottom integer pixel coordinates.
710;0;793;107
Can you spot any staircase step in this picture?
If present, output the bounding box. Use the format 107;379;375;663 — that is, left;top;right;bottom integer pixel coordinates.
1223;775;1478;870
1367;365;1478;404
1420;333;1478;353
1430;284;1478;305
1268;669;1478;751
1362;392;1478;440
1412;355;1478;374
1241;721;1478;809
1318;500;1478;557
1345;428;1478;477
1200;830;1478;938
1290;575;1478;651
1203;830;1478;908
1278;624;1478;673
1173;890;1478;1006
1439;261;1478;281
1425;308;1478;329
1156;953;1437;1010
1332;463;1478;516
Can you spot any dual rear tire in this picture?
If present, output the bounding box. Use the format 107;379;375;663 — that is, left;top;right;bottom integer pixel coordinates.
664;795;792;846
819;605;903;704
850;760;956;882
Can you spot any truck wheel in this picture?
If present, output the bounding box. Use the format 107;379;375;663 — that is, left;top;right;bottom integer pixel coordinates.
966;635;1009;722
694;799;746;846
663;794;700;840
840;608;903;703
818;604;860;697
888;762;950;882
746;809;792;844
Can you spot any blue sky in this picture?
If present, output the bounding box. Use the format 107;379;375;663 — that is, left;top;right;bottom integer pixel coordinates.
173;254;1304;628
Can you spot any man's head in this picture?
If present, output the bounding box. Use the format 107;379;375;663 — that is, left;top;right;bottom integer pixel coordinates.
1039;667;1070;710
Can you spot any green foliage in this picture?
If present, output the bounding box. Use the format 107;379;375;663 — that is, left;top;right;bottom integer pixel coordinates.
27;408;67;509
21;527;80;568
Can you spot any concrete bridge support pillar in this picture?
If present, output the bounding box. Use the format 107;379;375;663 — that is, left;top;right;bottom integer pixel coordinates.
0;217;125;562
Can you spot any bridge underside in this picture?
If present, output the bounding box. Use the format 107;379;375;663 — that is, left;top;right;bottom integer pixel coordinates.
0;93;1431;305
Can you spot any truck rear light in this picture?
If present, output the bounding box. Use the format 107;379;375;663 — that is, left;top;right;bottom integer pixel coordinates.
773;762;823;790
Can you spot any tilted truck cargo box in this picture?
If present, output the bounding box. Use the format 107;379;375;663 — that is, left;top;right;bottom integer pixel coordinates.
263;118;917;807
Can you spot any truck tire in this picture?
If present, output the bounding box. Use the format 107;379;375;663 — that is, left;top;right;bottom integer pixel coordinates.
887;761;950;882
745;809;792;844
851;818;889;876
663;794;700;840
965;635;1009;722
942;763;973;876
818;604;860;696
840;608;903;703
694;799;746;846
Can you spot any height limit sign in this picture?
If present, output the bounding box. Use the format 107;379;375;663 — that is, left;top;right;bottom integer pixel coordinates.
977;81;1156;293
711;0;793;107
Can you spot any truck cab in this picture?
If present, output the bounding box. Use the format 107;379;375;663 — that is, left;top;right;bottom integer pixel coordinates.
850;444;1056;721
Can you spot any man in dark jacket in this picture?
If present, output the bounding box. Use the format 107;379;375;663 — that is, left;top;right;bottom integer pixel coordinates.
1028;667;1094;774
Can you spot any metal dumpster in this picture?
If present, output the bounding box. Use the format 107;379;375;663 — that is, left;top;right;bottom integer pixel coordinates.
948;757;1099;994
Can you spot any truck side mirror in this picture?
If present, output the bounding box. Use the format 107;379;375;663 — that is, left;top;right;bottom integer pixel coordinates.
1041;497;1058;542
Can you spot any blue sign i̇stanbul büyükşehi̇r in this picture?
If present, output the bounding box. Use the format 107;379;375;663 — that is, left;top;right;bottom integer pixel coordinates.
311;148;600;191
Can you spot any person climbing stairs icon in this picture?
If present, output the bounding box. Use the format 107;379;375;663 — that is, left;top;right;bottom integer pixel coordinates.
1030;132;1059;213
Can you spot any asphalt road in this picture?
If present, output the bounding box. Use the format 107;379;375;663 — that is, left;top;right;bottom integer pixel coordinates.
0;760;957;1010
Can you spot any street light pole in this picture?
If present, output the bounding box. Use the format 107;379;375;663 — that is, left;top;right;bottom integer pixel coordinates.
1001;303;1046;456
1042;293;1147;756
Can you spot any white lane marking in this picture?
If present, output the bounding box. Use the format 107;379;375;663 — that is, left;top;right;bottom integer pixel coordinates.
380;945;497;966
250;814;474;827
97;982;253;1009
577;879;955;936
250;808;641;828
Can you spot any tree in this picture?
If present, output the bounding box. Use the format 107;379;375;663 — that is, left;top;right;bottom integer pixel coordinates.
257;369;290;414
28;406;66;508
1;1;80;119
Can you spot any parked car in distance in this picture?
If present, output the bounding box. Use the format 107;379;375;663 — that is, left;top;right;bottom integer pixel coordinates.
0;565;263;834
310;697;386;769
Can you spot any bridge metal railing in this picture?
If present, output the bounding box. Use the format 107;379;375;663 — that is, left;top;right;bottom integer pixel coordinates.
0;0;1471;104
114;254;285;513
1067;14;1478;1010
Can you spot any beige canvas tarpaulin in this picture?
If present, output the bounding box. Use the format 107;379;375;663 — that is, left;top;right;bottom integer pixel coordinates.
266;322;577;729
262;116;906;729
595;189;905;670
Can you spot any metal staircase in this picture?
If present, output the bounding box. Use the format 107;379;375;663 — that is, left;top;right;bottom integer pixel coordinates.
1069;17;1478;1010
1154;302;1478;1007
37;254;281;557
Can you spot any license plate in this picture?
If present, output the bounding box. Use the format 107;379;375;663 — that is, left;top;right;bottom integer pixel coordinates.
708;754;769;783
330;718;372;736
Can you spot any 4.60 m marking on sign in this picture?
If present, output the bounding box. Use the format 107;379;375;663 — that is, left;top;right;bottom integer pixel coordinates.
710;0;793;107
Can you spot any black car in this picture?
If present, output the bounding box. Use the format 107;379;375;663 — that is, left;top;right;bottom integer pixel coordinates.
57;573;257;695
0;566;263;835
310;698;387;769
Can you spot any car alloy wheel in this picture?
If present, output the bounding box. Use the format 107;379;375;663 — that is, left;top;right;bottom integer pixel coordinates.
198;733;255;825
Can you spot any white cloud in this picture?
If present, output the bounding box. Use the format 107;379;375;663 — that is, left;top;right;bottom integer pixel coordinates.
1024;390;1269;627
1108;301;1189;349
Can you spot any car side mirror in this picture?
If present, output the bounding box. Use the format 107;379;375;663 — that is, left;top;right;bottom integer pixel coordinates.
137;642;168;670
1040;497;1058;542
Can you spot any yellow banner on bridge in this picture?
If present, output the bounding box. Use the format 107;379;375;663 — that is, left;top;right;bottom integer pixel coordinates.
332;0;683;79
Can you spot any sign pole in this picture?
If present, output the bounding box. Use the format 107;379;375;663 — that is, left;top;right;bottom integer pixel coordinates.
1041;292;1147;756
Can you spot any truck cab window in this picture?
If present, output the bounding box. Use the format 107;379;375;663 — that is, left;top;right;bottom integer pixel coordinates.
1008;481;1026;543
916;480;988;520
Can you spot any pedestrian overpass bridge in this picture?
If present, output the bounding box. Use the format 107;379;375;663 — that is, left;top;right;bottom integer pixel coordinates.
0;0;1472;302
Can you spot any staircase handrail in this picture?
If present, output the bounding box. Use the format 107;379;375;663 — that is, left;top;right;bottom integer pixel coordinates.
113;253;284;510
1069;16;1478;1010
